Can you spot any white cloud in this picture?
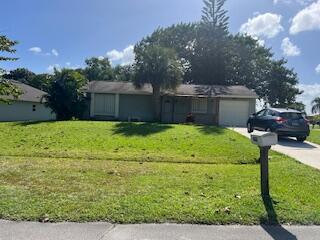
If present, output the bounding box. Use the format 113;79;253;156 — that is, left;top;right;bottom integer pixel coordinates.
64;62;80;70
47;64;61;73
240;13;284;42
106;45;135;66
315;64;320;74
297;84;320;114
29;47;60;57
290;0;320;34
281;37;301;56
51;49;59;57
255;37;266;46
29;47;42;54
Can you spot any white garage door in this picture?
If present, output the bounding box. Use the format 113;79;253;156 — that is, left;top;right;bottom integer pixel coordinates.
219;100;249;127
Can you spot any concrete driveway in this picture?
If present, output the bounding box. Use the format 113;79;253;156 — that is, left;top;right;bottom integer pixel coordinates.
231;128;320;170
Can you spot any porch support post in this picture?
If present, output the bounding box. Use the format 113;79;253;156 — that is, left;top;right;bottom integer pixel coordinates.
216;98;220;125
90;93;95;118
115;94;120;118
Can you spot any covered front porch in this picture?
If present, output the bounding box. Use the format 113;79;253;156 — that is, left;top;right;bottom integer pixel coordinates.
161;95;219;125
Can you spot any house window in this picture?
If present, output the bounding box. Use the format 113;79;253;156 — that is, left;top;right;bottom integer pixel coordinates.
32;105;36;112
191;98;207;114
94;94;116;116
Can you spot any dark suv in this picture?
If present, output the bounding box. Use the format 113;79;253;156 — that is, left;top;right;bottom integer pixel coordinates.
247;108;310;142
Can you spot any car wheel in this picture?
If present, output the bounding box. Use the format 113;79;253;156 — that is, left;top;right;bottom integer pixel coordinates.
297;137;307;142
247;123;253;133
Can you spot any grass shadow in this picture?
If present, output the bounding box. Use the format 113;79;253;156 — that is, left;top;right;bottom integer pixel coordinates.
260;195;297;240
112;122;173;136
12;120;56;127
196;125;224;135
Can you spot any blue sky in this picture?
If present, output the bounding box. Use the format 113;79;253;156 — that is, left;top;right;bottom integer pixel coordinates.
1;0;320;112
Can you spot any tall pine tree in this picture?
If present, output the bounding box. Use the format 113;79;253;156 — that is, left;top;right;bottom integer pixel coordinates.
191;0;231;85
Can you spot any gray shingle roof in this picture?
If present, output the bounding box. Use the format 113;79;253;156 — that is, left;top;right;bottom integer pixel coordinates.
86;81;258;98
1;80;47;103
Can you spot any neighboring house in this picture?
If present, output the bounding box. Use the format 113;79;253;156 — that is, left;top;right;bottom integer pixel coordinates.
0;80;56;122
86;81;258;127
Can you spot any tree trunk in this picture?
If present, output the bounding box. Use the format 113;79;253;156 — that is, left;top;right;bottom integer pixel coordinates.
152;84;161;122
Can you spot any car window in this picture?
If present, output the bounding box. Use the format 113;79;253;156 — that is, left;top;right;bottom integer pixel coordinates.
267;110;278;117
256;110;266;117
280;112;303;119
265;110;272;116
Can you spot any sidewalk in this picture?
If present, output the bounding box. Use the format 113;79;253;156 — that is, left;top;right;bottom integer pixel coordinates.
1;220;320;240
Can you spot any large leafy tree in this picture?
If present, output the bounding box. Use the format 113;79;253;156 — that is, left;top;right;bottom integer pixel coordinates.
312;97;320;114
84;57;113;81
113;64;135;82
134;45;184;121
4;68;36;83
45;69;87;120
227;35;301;107
264;59;301;107
227;35;273;89
135;0;232;85
4;68;53;92
0;35;20;101
136;23;196;83
135;0;302;108
28;74;53;92
288;102;306;112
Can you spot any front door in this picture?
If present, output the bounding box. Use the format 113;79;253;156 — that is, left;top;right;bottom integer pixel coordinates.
162;98;173;123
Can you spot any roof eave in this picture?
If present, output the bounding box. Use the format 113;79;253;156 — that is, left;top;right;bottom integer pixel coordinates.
218;95;258;99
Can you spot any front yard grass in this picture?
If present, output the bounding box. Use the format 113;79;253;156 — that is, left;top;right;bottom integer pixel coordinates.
1;121;320;224
0;121;260;164
308;128;320;145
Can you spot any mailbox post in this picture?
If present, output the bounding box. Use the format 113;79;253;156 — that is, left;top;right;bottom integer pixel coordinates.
259;146;271;196
251;132;278;197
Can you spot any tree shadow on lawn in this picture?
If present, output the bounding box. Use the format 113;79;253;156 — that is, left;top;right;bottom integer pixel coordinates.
12;120;56;127
112;122;173;136
260;195;297;240
196;125;225;135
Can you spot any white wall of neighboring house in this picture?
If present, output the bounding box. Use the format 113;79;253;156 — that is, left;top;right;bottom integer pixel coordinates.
0;101;56;122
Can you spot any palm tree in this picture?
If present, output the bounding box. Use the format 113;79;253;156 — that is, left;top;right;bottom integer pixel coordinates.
312;97;320;114
134;44;184;121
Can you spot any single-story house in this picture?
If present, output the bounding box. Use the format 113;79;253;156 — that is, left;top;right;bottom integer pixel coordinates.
0;80;56;122
86;81;258;127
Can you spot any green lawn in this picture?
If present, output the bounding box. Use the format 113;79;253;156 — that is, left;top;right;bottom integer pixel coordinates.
0;121;261;164
1;121;320;224
308;128;320;145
